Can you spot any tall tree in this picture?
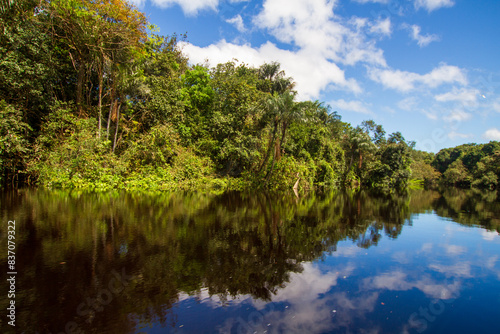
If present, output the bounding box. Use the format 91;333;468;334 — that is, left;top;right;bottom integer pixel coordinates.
257;62;294;95
43;0;147;138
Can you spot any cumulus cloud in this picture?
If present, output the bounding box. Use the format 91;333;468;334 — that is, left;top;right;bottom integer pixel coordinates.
482;230;499;242
368;64;467;92
226;14;246;32
218;262;358;334
177;0;399;99
353;0;390;3
363;270;461;300
414;0;455;12
370;18;392;36
435;87;480;104
180;39;361;100
407;24;439;47
483;128;500;141
398;96;419;111
151;0;219;16
492;99;500;113
253;0;387;66
448;131;473;140
443;109;472;122
329;99;373;114
127;0;147;7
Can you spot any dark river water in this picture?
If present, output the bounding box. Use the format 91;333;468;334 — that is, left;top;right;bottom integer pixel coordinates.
1;188;499;334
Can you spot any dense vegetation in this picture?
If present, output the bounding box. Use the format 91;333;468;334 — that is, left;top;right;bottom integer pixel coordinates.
0;0;498;192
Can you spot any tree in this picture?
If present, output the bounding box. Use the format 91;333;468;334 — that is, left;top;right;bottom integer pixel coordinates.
368;132;413;191
0;101;31;185
206;61;266;176
257;61;294;95
361;120;386;146
44;0;147;138
259;90;306;184
342;126;376;185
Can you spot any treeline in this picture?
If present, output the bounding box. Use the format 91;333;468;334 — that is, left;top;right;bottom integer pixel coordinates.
0;0;498;192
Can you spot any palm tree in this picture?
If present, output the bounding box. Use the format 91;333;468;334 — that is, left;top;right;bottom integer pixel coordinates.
343;127;376;185
258;62;294;95
259;90;305;184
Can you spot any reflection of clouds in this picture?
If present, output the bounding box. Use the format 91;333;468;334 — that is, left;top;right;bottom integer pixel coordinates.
217;262;382;334
421;243;433;252
486;256;498;269
366;271;409;291
331;245;362;257
443;244;466;255
363;271;460;300
429;262;472;278
268;262;346;303
481;230;499;241
392;251;411;264
177;288;248;308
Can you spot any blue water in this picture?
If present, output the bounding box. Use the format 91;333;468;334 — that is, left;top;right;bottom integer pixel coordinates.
1;189;499;334
137;214;500;334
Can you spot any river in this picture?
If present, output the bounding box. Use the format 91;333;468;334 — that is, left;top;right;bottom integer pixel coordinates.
0;188;499;333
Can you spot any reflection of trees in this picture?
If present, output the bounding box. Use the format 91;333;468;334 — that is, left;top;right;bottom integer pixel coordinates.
0;187;497;333
433;188;500;233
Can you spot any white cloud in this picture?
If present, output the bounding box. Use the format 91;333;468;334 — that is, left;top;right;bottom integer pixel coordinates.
435;87;480;104
180;39;361;100
429;262;472;278
421;109;439;120
492;99;500;113
448;131;473;140
483;128;500;141
253;0;387;67
173;0;396;99
408;24;439;47
127;0;147;7
226;14;246;32
398;96;419;111
414;0;455;12
353;0;390;3
218;262;359;334
331;246;362;257
369;64;467;92
363;270;461;300
370;18;392;36
443;109;472;122
482;230;499;241
330;99;372;114
151;0;219;15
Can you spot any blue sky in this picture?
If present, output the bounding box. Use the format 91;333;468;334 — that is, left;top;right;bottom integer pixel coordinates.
129;0;500;152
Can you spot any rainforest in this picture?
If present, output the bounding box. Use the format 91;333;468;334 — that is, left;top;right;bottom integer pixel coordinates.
1;0;499;192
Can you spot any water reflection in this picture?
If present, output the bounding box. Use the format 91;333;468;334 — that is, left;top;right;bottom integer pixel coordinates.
0;188;499;333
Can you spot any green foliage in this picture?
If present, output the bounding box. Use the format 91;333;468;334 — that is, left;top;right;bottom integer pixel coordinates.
122;123;179;169
31;103;122;190
2;0;495;193
264;156;312;191
432;141;500;189
410;160;441;183
367;132;413;191
0;100;31;184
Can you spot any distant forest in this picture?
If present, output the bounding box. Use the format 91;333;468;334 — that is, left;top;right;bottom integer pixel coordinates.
1;0;499;192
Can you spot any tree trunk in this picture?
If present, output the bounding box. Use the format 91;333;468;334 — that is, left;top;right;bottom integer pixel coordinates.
97;57;103;139
106;100;114;140
76;62;85;116
257;120;279;174
112;103;121;153
277;121;287;162
106;70;116;140
264;137;279;185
